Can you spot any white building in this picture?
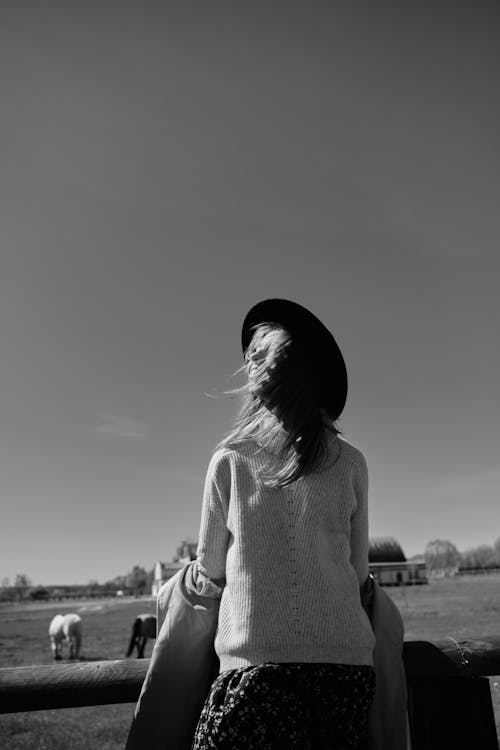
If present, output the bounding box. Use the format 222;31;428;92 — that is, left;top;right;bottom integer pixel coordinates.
151;540;198;596
369;536;427;586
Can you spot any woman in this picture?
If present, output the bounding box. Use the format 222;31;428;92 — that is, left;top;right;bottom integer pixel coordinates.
192;298;376;749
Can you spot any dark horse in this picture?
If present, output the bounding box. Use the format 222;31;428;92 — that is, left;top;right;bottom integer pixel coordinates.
126;613;157;658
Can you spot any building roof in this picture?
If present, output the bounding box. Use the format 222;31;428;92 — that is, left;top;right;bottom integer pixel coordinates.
369;536;407;563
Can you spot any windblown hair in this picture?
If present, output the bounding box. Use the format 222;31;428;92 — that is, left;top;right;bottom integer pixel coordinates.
218;323;340;486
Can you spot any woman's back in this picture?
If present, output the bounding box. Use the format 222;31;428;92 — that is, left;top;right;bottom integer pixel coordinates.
196;433;376;672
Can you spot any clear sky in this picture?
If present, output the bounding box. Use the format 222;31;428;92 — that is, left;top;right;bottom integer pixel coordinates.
1;1;499;585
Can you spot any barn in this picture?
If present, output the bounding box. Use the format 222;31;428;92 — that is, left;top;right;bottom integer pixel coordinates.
369;536;427;586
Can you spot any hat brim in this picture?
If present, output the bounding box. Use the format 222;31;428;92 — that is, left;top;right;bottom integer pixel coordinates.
241;298;347;420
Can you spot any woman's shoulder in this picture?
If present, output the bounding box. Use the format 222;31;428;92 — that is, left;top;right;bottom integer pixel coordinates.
206;446;233;472
337;436;368;470
206;442;258;474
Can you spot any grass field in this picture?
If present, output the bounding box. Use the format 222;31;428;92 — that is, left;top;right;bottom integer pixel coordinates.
0;575;499;749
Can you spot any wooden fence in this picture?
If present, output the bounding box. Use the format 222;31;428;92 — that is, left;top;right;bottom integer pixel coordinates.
1;635;499;749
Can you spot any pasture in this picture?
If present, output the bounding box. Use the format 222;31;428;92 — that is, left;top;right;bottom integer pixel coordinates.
0;575;499;749
0;596;156;750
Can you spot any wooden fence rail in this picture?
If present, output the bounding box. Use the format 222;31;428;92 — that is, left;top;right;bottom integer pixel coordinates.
1;636;499;749
0;658;148;713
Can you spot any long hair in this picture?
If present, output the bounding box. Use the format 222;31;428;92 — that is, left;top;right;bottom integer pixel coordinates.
218;323;340;486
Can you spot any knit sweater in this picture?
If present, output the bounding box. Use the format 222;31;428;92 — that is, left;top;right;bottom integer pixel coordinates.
195;433;376;672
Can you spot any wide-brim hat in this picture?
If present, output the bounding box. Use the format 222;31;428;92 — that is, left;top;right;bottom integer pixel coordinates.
241;298;348;420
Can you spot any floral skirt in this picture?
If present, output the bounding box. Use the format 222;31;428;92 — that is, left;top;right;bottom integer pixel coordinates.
191;662;375;750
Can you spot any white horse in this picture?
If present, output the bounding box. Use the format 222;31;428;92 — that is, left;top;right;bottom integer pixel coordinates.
126;613;156;658
48;613;82;660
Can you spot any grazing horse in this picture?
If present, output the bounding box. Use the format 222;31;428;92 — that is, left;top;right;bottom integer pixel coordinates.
48;613;82;660
126;613;157;658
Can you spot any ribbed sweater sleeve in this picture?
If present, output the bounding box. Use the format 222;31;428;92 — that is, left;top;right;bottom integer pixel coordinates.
195;450;230;581
350;452;370;586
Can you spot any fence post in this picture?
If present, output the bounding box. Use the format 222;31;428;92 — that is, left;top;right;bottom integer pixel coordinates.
403;637;500;750
407;677;497;749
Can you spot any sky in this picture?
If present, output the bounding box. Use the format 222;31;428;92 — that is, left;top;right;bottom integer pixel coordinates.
1;1;499;585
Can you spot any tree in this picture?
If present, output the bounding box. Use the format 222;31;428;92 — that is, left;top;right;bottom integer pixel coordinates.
474;544;495;568
30;586;50;601
424;540;460;575
0;577;14;602
126;565;148;595
460;545;496;570
13;573;32;601
173;539;198;562
105;574;128;590
494;537;500;566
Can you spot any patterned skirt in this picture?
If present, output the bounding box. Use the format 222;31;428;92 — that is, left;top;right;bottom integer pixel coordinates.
191;662;375;750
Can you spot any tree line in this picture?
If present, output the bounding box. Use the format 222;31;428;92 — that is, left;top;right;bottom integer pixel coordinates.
0;538;198;602
3;536;499;601
0;565;156;602
424;537;500;573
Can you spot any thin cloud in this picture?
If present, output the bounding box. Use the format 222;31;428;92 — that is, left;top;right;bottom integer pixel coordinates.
93;412;151;441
